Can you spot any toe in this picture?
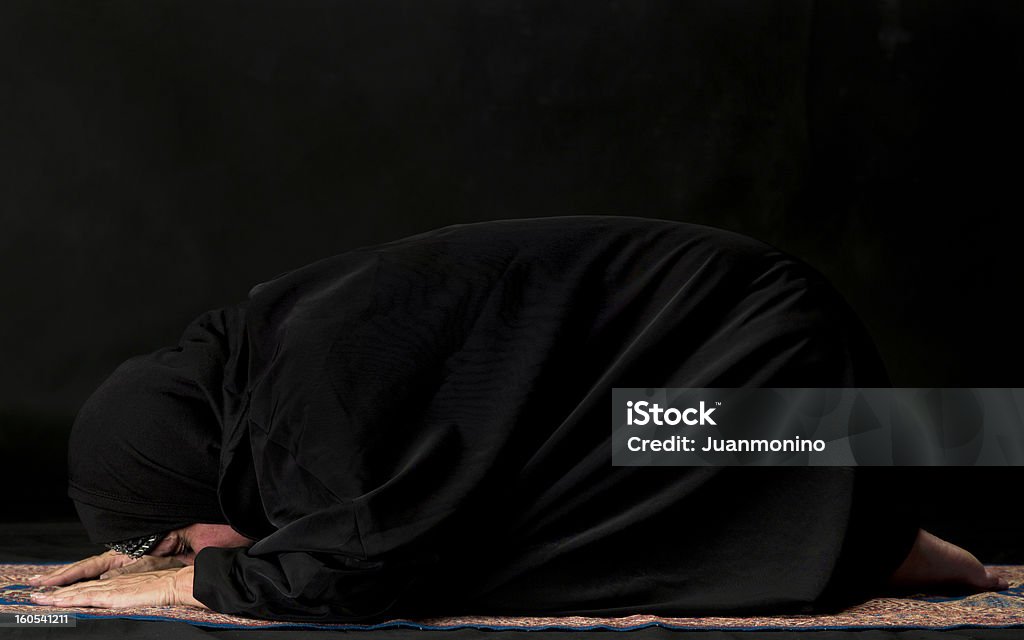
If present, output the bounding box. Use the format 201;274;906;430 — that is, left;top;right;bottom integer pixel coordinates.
985;568;1010;591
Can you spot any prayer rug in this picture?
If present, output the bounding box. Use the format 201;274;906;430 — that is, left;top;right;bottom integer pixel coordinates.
1;563;1022;631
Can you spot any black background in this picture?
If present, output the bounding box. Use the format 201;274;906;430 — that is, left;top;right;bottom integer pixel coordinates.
1;1;1021;561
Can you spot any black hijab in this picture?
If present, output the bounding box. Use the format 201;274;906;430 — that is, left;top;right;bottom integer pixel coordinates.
67;305;247;546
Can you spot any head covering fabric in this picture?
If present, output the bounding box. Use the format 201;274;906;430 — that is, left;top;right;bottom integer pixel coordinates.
67;306;247;544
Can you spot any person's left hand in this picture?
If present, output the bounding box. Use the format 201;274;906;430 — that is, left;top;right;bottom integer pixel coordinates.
29;566;207;609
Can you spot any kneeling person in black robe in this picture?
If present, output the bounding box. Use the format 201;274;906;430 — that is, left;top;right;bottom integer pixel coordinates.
30;217;1008;621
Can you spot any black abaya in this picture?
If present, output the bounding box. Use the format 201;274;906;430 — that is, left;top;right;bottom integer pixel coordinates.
67;216;917;623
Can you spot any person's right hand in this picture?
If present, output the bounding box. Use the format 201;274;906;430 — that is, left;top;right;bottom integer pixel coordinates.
26;550;185;587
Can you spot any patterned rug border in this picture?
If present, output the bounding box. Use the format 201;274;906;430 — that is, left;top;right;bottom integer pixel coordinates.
1;563;1022;631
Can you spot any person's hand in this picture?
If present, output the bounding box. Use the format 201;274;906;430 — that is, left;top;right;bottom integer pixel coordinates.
29;566;207;609
26;550;183;587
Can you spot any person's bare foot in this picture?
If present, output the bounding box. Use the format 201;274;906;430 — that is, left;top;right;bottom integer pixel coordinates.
888;529;1009;594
